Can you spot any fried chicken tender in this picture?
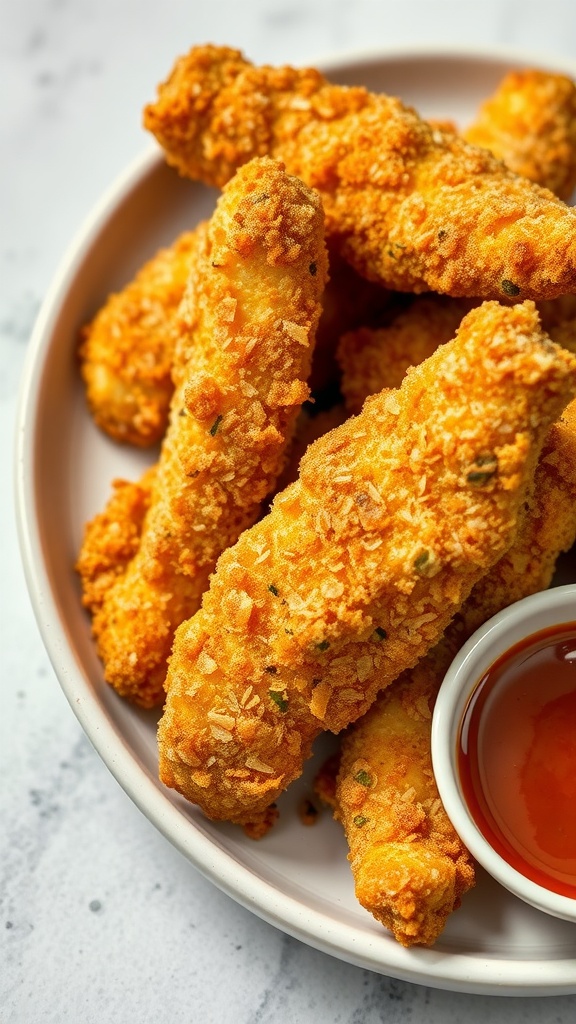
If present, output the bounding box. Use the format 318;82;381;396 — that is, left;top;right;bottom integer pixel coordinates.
86;157;328;707
158;300;576;826
336;662;475;948
144;45;576;300
335;395;576;947
80;229;201;446
464;69;576;201
337;297;472;415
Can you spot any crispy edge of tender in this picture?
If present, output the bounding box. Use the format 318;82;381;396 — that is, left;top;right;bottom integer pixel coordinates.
464;69;576;200
337;296;473;414
79;229;201;446
336;664;475;947
76;467;156;615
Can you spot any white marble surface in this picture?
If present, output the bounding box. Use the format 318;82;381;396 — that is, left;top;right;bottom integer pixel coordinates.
3;1;576;1020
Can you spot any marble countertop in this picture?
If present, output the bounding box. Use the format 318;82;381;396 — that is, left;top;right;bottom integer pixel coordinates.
3;1;576;1020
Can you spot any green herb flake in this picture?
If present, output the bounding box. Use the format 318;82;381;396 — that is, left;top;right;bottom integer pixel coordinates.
467;454;498;487
315;639;330;652
501;279;521;297
268;584;279;596
354;769;373;787
372;626;387;642
264;665;278;675
353;814;369;828
438;228;447;240
309;262;317;275
269;690;288;713
414;551;430;572
209;414;223;437
467;470;495;486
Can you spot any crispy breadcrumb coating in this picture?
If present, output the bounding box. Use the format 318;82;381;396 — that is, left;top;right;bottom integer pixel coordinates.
336;665;475;948
144;45;576;299
86;157;327;707
79;230;201;446
338;299;576;419
337;296;576;419
464;69;576;201
158;300;576;826
76;468;155;614
335;394;576;947
337;297;472;415
272;404;347;495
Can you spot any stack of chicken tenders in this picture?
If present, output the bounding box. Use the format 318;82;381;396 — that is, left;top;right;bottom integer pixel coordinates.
77;47;576;947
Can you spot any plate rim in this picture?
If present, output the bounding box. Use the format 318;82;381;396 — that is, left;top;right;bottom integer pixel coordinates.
15;43;576;996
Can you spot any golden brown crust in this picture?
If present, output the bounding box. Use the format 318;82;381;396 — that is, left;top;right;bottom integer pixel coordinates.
272;404;347;495
337;296;473;414
157;300;576;825
337;299;576;423
76;468;156;613
86;157;328;708
79;230;200;446
336;668;475;947
464;69;576;201
145;45;576;300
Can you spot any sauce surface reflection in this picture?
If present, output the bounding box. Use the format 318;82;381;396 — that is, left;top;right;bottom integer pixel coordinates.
458;622;576;897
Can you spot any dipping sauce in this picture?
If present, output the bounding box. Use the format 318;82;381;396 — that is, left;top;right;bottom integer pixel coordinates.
458;622;576;898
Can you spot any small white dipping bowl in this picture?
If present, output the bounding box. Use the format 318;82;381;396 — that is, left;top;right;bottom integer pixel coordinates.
432;583;576;923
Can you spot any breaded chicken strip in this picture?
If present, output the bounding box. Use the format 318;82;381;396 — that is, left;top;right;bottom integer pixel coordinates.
144;45;576;299
336;67;576;418
336;395;576;946
158;301;576;826
88;157;327;708
464;69;576;201
77;468;156;614
336;660;475;948
80;230;201;446
337;297;472;415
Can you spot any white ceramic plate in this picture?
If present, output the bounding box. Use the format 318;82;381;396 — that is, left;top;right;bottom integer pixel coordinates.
16;46;576;996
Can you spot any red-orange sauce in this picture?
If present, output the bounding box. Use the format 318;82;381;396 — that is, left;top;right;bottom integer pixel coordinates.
458;621;576;898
